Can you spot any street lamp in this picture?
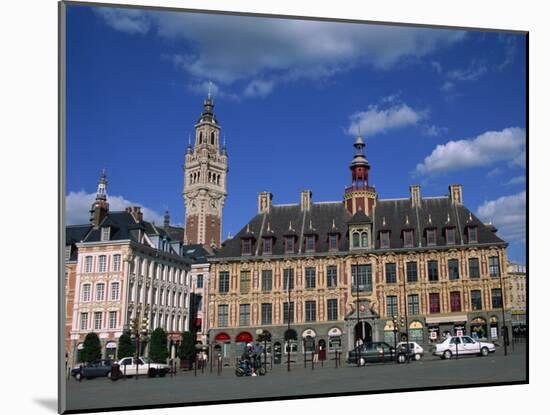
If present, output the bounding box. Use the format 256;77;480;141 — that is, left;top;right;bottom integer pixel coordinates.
286;270;292;372
354;260;360;367
498;259;508;356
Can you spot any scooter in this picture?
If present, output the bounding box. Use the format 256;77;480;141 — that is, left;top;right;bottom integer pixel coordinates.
235;358;266;377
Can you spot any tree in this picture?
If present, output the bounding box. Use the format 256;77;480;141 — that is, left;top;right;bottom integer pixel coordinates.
117;332;135;360
257;330;272;343
179;331;195;360
149;327;168;363
81;332;102;363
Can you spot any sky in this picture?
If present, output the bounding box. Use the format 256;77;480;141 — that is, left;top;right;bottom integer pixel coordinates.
65;4;527;264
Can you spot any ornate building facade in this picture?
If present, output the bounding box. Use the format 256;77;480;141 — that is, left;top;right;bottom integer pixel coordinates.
207;136;511;365
183;92;228;248
507;262;527;335
66;173;196;365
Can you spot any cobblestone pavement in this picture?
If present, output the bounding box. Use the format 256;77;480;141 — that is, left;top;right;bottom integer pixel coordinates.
66;343;527;412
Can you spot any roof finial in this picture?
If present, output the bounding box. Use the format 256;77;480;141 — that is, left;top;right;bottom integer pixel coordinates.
405;215;409;226
267;222;271;232
309;219;313;230
382;216;386;227
246;223;250;233
208;81;213;99
288;220;293;231
428;213;432;224
468;212;473;222
447;213;451;223
332;218;336;230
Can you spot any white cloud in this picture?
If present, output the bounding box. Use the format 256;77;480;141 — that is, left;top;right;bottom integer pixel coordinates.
66;190;164;226
95;8;466;96
486;167;503;178
476;191;526;242
423;124;448;137
94;8;151;34
431;61;442;74
243;79;276;98
347;103;427;137
447;60;487;81
440;81;454;92
415;127;526;175
504;175;526;186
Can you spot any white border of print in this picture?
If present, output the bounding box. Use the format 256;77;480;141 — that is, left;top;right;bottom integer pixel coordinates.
2;1;543;415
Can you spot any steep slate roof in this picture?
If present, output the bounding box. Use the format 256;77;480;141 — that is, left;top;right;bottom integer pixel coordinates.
164;225;185;242
66;225;93;262
215;195;505;259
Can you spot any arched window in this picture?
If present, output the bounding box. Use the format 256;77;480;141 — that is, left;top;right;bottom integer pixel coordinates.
199;132;203;144
210;131;215;145
352;232;360;248
361;232;368;248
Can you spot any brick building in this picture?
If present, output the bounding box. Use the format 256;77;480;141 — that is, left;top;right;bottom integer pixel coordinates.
207;136;511;365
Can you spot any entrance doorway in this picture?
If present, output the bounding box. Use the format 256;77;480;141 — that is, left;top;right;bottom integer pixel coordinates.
354;321;372;344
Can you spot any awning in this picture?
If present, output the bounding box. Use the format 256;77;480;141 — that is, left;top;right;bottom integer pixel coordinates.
235;331;253;343
105;341;117;349
215;332;231;342
425;314;467;324
302;328;316;338
328;327;342;336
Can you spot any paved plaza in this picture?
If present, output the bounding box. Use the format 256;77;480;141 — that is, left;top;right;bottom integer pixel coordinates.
66;344;527;412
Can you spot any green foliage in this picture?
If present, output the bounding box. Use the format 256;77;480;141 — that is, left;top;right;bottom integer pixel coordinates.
117;333;135;359
257;330;272;342
179;331;196;360
149;327;168;363
81;332;102;363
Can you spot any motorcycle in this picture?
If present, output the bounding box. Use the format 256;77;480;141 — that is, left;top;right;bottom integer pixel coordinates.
235;358;266;377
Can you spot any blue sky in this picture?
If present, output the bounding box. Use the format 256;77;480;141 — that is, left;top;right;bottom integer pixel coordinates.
65;4;526;263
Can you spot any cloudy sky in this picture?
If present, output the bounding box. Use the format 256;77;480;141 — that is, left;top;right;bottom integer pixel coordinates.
65;5;526;263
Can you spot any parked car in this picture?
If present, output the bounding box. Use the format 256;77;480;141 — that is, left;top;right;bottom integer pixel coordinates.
116;356;170;377
433;335;496;359
347;342;407;365
71;359;112;380
396;341;424;361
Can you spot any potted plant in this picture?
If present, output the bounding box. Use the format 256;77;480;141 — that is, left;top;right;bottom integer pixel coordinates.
179;331;195;370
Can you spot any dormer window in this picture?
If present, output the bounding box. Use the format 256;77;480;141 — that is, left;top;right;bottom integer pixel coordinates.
351;229;369;249
445;227;456;245
305;235;316;252
380;231;390;249
101;227;110;241
403;230;414;248
467;226;478;243
262;238;273;255
65;245;72;261
242;239;252;256
426;229;436;246
284;236;295;254
328;234;339;251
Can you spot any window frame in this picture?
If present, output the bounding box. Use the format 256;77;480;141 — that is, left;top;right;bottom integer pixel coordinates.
305;300;317;322
406;261;418;283
448;258;460;280
380;231;390;249
429;293;440;314
218;272;230;294
304;267;316;289
408;294;420;315
450;291;462;312
327;298;338;321
468;258;480;278
403;230;414;248
326;265;338;288
385;262;397;284
386;295;398;317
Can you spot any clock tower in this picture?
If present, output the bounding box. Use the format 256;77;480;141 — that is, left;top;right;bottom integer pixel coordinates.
183;91;228;248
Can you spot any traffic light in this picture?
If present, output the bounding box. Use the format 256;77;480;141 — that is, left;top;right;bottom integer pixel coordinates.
400;316;405;328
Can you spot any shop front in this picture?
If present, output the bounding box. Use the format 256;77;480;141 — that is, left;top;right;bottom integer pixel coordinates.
425;314;468;342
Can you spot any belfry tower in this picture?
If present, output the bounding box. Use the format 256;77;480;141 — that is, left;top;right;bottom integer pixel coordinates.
183;90;228;248
344;135;377;215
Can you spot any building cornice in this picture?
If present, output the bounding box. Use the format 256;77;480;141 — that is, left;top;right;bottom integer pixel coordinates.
208;242;508;263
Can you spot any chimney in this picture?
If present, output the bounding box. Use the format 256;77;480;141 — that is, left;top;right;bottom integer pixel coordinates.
129;206;143;223
300;190;312;210
258;192;273;214
449;184;463;205
409;184;421;207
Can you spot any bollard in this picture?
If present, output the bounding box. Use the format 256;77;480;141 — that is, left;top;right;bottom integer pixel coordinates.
123;363;127;380
455;343;459;360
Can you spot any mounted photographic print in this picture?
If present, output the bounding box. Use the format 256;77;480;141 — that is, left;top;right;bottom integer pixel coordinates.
59;1;528;413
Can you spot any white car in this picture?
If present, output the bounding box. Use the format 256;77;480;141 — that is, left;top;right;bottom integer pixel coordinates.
433;336;496;359
396;341;424;361
117;356;170;377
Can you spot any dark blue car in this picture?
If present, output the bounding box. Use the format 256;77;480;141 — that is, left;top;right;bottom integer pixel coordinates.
71;359;112;380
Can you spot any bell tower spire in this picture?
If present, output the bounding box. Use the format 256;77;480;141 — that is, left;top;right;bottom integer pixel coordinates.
344;134;377;215
183;92;228;248
90;169;109;227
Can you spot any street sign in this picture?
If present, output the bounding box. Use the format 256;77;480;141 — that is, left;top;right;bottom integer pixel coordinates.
490;327;498;339
456;329;463;336
430;331;437;340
